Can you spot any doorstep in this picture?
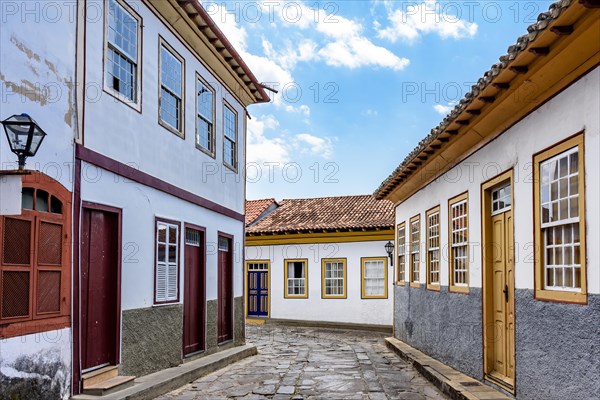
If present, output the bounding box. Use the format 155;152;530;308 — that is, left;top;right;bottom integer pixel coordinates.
385;337;512;400
72;344;257;400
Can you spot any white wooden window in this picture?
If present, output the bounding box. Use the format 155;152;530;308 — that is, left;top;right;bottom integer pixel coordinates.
155;220;179;303
397;224;406;283
105;0;140;103
286;260;306;297
362;259;386;298
541;147;581;290
450;199;468;287
427;210;440;286
410;218;420;283
248;262;268;271
323;261;345;297
223;105;237;169
197;78;215;154
159;42;184;134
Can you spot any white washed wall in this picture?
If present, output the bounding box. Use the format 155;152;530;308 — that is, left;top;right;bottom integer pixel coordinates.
83;0;246;213
0;3;76;191
80;163;245;310
394;67;600;294
246;241;394;326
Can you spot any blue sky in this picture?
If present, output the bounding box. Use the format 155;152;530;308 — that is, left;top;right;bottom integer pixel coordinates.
203;0;554;200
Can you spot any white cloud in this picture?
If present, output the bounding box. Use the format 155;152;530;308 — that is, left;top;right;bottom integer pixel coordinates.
377;0;478;43
247;115;289;164
294;133;334;159
362;109;378;117
433;101;457;116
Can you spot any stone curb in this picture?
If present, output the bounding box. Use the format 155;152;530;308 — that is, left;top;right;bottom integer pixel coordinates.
72;344;257;400
265;318;393;334
385;337;512;400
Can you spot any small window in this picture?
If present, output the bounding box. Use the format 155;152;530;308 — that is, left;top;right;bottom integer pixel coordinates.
50;196;62;214
322;259;346;299
22;188;34;210
534;134;586;303
36;190;49;213
361;258;387;299
185;228;200;247
196;77;215;155
247;262;269;271
105;0;141;104
409;215;421;287
155;219;180;304
449;193;469;293
223;104;237;170
218;236;230;251
284;259;308;298
426;207;440;289
397;223;406;284
159;39;184;135
492;184;511;215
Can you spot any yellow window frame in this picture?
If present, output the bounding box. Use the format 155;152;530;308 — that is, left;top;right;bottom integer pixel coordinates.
533;133;587;304
448;192;469;294
283;258;309;299
361;257;388;299
321;258;347;299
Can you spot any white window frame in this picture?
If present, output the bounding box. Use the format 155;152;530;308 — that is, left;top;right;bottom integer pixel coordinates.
223;102;238;171
397;223;406;284
410;215;420;287
158;37;185;137
196;75;216;157
155;219;180;304
491;183;512;215
103;0;142;109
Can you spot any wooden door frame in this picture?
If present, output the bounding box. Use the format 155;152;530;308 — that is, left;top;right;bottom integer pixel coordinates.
244;260;270;318
183;223;207;356
480;169;516;393
79;202;123;372
217;231;234;344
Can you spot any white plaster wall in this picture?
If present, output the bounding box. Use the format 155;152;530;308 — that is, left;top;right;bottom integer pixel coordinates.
394;67;600;294
80;163;245;310
246;241;394;326
0;328;72;399
83;0;246;214
0;3;76;191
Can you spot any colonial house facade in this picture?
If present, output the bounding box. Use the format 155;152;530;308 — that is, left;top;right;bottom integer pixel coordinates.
1;0;268;398
375;1;599;399
245;195;395;328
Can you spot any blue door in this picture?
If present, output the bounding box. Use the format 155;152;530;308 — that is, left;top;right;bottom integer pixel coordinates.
247;263;269;317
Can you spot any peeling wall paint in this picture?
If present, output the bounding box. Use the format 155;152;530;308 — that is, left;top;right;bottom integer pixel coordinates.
0;328;71;400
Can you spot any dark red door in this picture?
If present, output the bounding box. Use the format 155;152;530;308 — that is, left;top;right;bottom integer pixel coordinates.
81;208;119;370
217;235;233;343
183;227;205;356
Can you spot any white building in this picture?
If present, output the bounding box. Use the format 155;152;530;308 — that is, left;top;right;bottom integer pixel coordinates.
245;196;395;329
375;2;599;398
1;0;268;397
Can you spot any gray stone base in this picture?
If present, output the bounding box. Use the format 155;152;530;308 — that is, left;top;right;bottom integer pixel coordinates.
234;296;245;346
121;305;183;377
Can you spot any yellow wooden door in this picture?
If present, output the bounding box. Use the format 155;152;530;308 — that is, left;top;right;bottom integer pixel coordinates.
490;210;515;387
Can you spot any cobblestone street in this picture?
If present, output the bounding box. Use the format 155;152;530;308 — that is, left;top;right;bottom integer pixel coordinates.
156;325;447;400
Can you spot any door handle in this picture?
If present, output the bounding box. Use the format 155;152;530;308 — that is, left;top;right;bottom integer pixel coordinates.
503;285;509;303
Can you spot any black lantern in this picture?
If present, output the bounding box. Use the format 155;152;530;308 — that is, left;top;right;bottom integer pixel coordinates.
385;240;394;267
1;113;47;170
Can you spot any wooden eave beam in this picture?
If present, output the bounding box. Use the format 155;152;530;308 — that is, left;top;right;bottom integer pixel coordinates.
529;47;550;56
551;25;574;35
509;66;529;74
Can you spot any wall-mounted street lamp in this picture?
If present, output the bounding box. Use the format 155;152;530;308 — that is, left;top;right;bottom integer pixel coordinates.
384;240;394;267
1;113;47;170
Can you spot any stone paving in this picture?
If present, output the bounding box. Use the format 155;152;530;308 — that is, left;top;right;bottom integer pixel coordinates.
156;325;448;400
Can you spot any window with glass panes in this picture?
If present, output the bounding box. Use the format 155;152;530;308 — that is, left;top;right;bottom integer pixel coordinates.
540;146;582;291
362;258;387;298
155;220;179;303
427;209;440;286
159;43;184;133
322;260;345;298
410;217;420;284
197;79;214;153
105;0;139;102
397;223;406;283
449;196;468;289
285;260;307;298
223;105;237;168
